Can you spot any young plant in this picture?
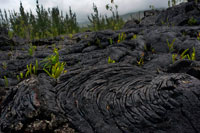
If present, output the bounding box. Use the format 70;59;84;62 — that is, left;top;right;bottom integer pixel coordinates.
17;75;20;81
197;32;200;41
96;38;102;48
25;60;38;78
188;17;197;26
25;64;33;78
108;57;115;64
68;34;73;39
109;38;113;45
137;53;144;66
118;32;126;43
20;72;24;79
166;38;176;52
28;44;37;56
17;72;24;81
43;62;67;79
42;48;59;71
2;62;7;70
131;34;137;40
180;48;189;59
33;60;39;75
172;54;178;64
187;47;196;61
4;76;8;87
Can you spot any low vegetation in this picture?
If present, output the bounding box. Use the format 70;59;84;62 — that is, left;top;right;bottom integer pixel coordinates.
172;47;196;64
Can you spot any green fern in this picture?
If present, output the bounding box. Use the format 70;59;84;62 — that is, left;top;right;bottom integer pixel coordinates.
43;62;67;79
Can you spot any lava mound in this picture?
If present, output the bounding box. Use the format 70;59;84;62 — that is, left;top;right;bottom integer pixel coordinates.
1;1;200;133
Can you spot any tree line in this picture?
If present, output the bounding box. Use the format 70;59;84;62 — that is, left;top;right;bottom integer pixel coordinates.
0;0;124;40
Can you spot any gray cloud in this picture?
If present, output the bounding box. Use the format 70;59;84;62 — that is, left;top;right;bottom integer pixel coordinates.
0;0;174;22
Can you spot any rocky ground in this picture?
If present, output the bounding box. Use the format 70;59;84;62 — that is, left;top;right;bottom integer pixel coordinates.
0;1;200;133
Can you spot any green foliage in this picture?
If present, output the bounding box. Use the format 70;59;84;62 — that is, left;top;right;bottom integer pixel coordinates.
4;76;8;87
109;38;113;45
166;38;176;52
28;44;37;56
25;60;38;78
172;47;196;64
180;48;189;59
118;32;126;43
17;72;24;81
68;34;73;39
88;3;124;31
186;47;196;61
42;48;59;71
20;72;24;79
172;54;178;64
43;62;67;79
108;57;115;64
33;60;39;75
197;32;200;41
17;75;20;81
1;1;126;39
2;62;7;70
25;64;32;78
188;17;197;26
1;1;79;40
131;34;137;40
137;53;144;66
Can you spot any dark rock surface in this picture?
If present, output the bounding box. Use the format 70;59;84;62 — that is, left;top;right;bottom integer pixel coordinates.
124;1;200;28
1;1;200;133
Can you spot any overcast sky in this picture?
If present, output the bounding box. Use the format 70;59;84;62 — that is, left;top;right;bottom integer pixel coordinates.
0;0;175;22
